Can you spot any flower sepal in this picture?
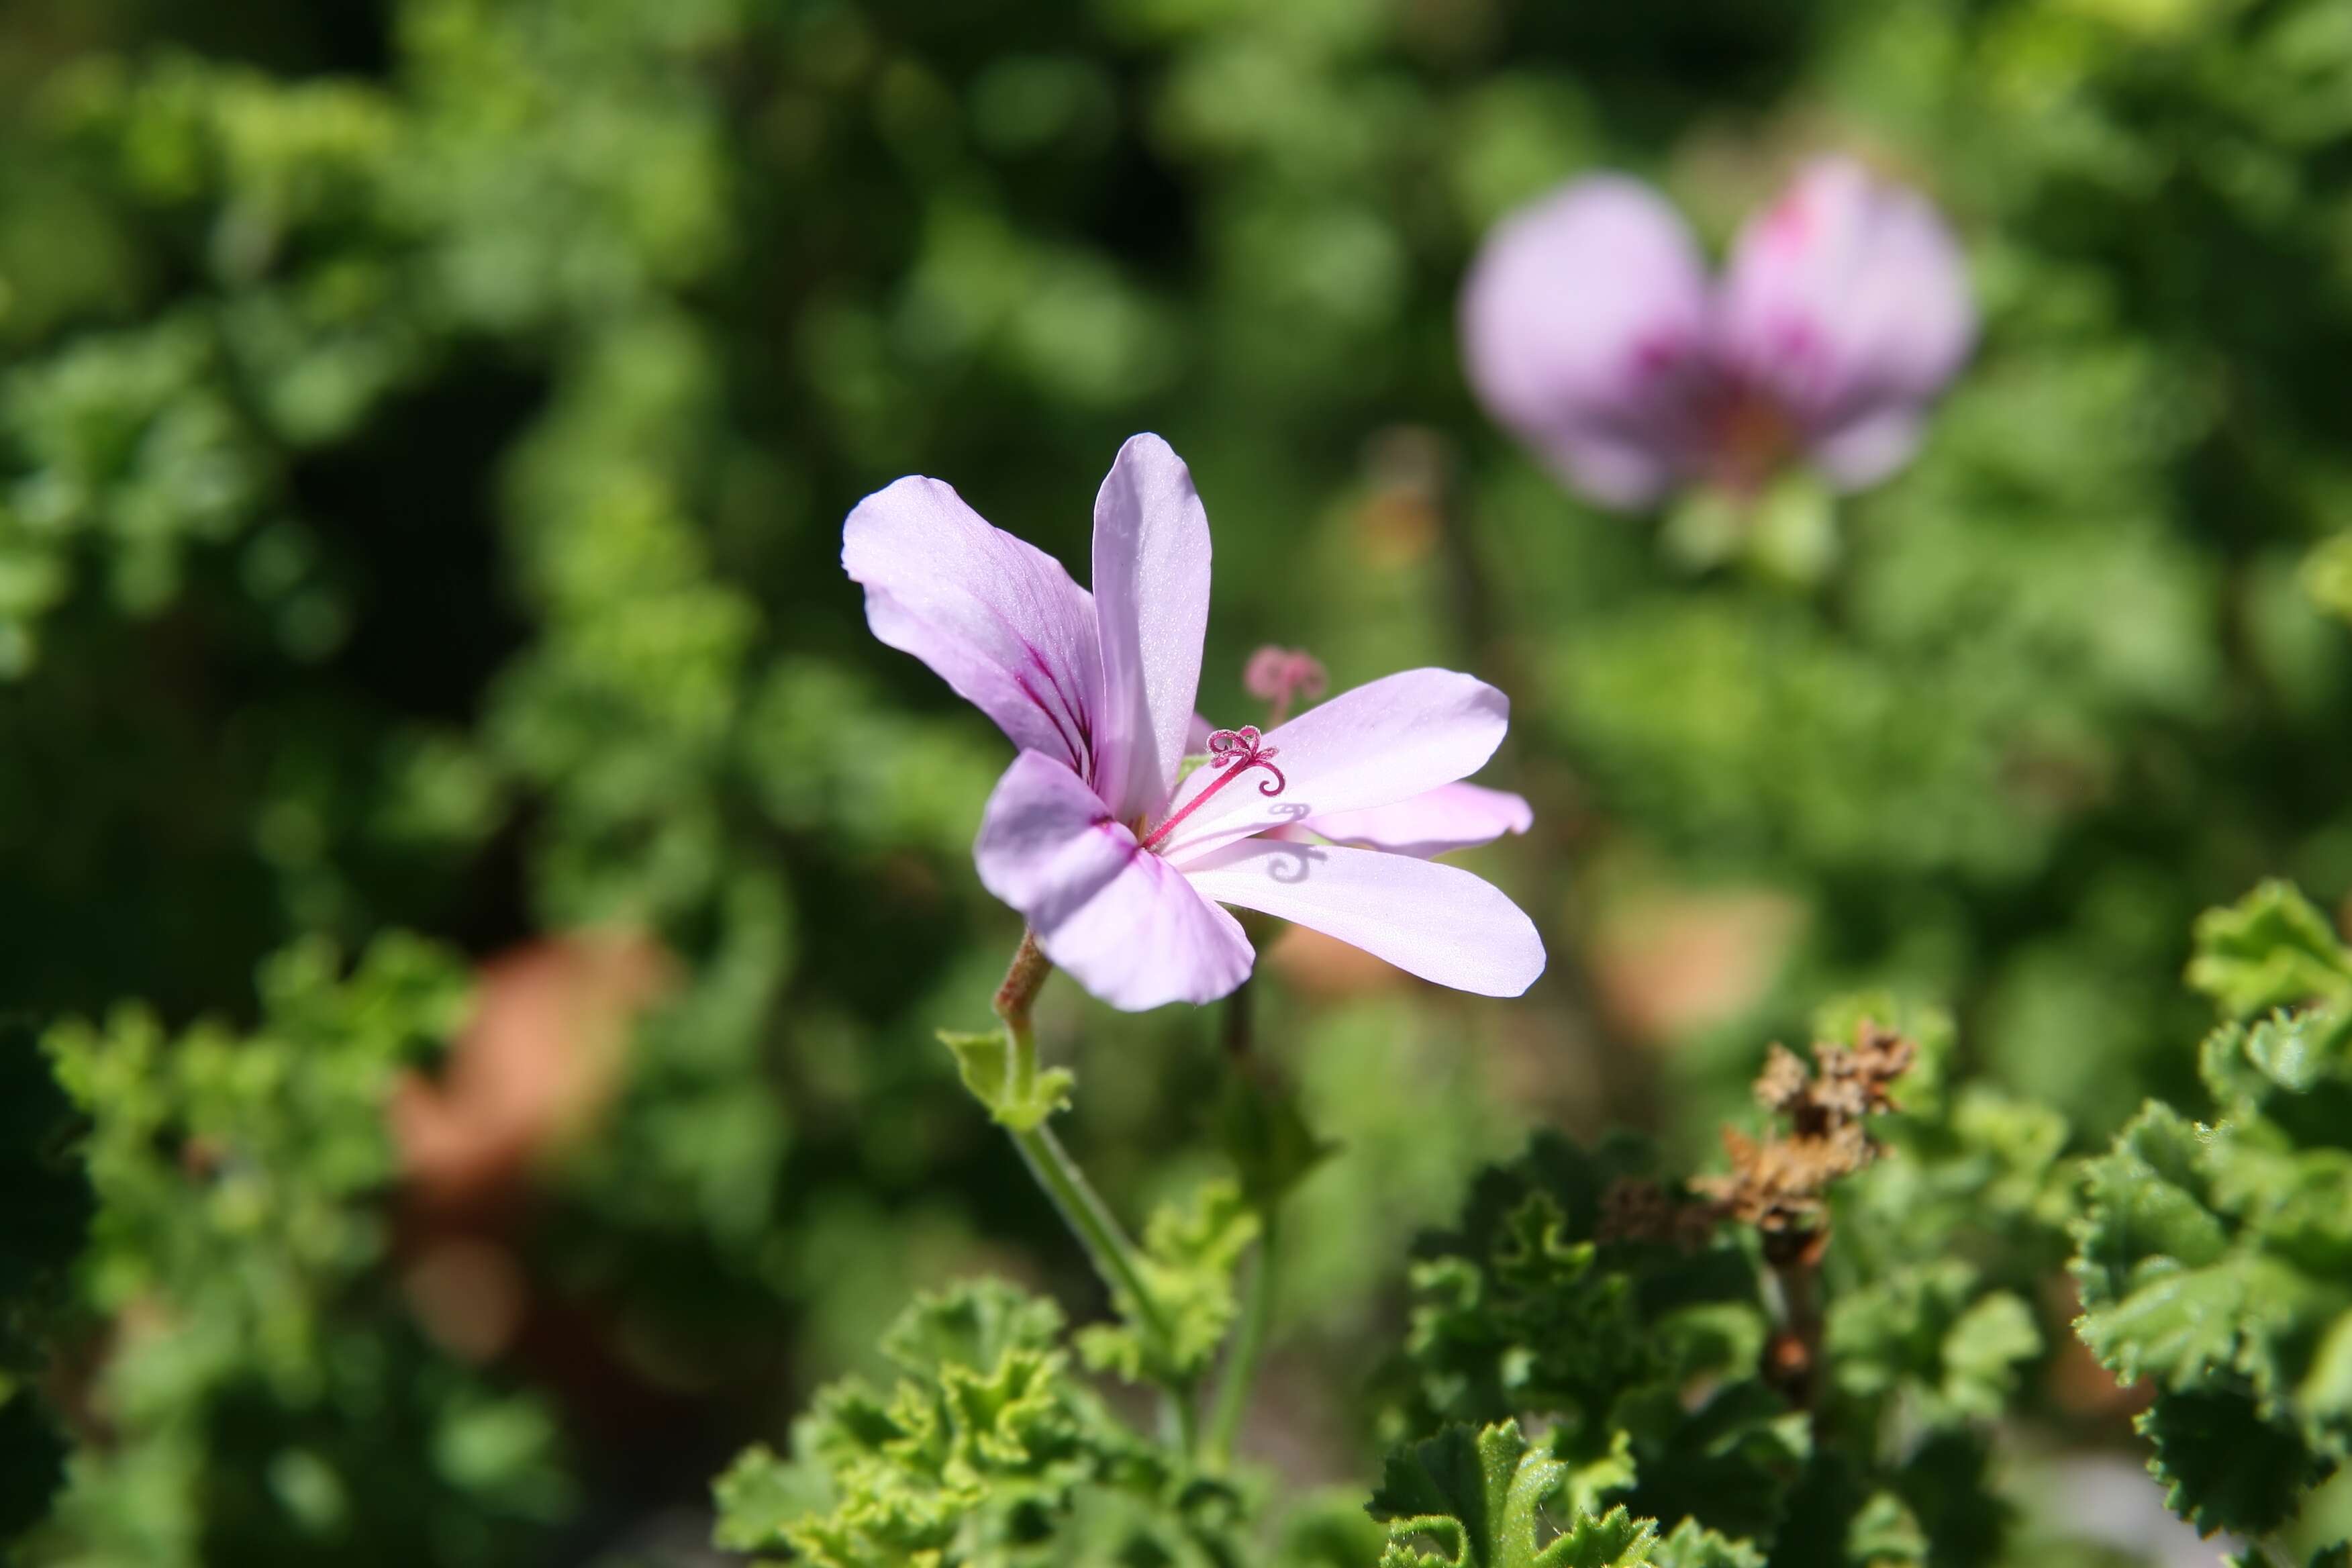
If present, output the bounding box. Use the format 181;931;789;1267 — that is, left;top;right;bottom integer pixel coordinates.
1659;469;1839;586
937;1025;1074;1132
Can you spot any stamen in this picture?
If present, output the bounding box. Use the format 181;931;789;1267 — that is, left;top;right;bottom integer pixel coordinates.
1138;726;1285;852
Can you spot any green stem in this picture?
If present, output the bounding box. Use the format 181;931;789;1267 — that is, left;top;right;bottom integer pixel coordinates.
1165;1373;1199;1456
991;932;1196;1450
1007;1118;1177;1353
1205;1208;1278;1468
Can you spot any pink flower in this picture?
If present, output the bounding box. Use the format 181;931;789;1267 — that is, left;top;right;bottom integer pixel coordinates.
844;434;1547;1011
1461;157;1975;509
1242;645;1327;726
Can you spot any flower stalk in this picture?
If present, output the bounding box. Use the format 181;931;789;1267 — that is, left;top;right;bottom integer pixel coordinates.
988;932;1195;1446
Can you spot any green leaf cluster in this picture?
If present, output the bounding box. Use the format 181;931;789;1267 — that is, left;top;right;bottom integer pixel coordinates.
2073;883;2352;1536
1369;1420;1759;1568
712;1278;1248;1568
26;936;574;1568
2186;881;2352;1020
1384;998;2077;1568
1385;1132;1802;1543
1077;1181;1260;1387
1816;1006;2067;1453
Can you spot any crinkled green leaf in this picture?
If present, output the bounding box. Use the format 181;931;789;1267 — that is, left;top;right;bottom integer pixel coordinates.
1388;1134;1793;1543
1824;1263;1960;1404
1937;1293;2043;1421
2081;1235;2337;1395
1945;1089;2071;1222
2073;897;2352;1532
716;1278;1245;1568
2188;881;2352;1020
879;1271;1067;1377
1076;1179;1259;1385
1832;1265;2041;1429
2137;1388;2321;1537
1395;1134;1756;1425
1842;1491;1926;1568
2071;1102;2230;1313
2201;1006;2352;1150
1537;1506;1657;1568
1647;1519;1766;1568
711;1443;821;1557
1369;1422;1653;1568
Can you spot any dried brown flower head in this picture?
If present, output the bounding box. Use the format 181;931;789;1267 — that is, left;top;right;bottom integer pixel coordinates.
1695;1018;1914;1253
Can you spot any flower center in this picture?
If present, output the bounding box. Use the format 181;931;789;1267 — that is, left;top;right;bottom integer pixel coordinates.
1704;376;1801;498
1138;726;1286;852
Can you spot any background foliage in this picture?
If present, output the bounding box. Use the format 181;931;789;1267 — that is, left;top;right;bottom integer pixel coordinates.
7;0;2352;1561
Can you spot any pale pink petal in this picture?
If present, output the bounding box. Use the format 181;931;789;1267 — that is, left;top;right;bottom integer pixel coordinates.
1186;712;1214;753
1460;175;1718;509
1181;839;1545;997
1298;781;1533;859
844;476;1104;777
1154;670;1509;863
975;752;1253;1010
1090;435;1212;824
1718;157;1975;491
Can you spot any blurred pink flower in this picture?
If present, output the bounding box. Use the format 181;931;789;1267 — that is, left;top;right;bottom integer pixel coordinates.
844;434;1546;1010
1242;644;1327;725
1461;158;1975;508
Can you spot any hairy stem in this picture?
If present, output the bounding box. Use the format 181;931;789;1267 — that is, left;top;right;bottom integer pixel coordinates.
994;930;1054;1108
991;932;1195;1449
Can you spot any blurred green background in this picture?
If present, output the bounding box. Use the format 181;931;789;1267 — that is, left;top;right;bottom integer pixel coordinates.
6;0;2352;1561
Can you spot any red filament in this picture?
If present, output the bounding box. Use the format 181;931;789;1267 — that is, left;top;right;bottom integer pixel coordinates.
1138;726;1285;852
